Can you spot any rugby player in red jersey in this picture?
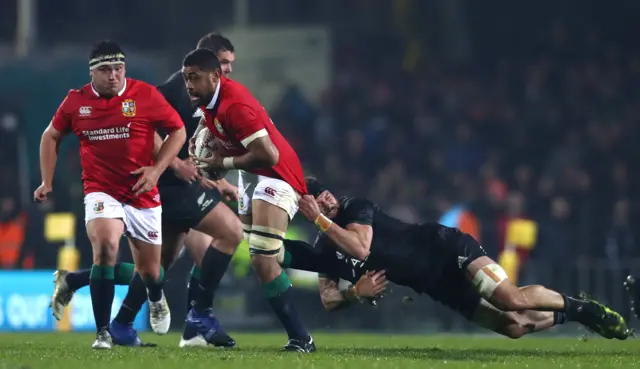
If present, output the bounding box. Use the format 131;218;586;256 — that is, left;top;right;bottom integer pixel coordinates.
34;41;186;349
182;48;315;352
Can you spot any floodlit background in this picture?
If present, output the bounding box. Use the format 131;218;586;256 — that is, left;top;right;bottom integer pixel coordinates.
0;0;639;334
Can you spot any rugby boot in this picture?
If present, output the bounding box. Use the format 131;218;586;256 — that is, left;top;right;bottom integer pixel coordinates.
109;321;156;347
185;308;236;348
92;327;113;350
624;275;640;319
148;291;171;335
50;270;75;321
283;335;316;353
575;296;631;340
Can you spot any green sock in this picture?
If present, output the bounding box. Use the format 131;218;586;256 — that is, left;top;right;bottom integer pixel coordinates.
114;262;135;285
89;264;115;331
281;250;292;269
261;270;292;298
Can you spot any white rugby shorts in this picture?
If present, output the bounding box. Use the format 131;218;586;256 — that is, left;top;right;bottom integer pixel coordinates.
237;170;300;220
84;192;162;245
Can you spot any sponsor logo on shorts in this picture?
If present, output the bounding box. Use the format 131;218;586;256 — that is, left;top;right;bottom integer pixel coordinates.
122;99;136;117
93;201;104;214
79;106;92;116
264;187;276;197
147;231;158;240
152;194;160;203
197;192;214;210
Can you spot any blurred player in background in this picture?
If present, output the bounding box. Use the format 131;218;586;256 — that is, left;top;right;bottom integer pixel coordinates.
290;178;631;340
184;48;315;352
36;40;186;349
50;33;241;348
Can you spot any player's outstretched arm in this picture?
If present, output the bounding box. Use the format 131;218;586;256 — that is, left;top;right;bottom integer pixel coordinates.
299;196;374;260
318;275;354;311
318;271;388;311
34;123;65;202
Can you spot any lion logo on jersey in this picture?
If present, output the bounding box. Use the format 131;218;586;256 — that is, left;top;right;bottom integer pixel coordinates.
214;119;224;135
122;99;136;117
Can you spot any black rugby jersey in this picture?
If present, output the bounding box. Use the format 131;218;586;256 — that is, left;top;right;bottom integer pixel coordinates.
157;70;202;187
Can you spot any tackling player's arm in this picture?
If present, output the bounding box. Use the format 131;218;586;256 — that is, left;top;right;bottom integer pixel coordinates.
300;198;375;261
35;95;71;201
221;103;279;170
318;274;357;311
322;223;373;261
318;271;387;311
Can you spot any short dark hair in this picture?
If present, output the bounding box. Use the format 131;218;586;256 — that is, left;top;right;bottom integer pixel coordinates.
196;33;235;54
182;48;221;72
89;40;125;61
306;177;329;198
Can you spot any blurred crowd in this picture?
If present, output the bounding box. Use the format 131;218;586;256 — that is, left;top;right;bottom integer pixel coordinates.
273;19;640;271
1;2;639;279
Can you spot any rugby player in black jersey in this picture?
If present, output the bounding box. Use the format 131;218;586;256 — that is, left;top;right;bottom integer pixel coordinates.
50;33;242;348
281;177;631;339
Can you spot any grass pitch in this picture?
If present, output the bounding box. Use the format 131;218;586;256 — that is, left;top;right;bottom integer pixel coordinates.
0;332;638;369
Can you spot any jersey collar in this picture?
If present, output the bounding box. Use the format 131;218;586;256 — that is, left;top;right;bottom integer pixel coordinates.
91;78;127;97
205;78;222;110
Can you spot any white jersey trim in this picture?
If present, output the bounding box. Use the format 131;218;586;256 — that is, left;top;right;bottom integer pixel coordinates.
241;128;268;147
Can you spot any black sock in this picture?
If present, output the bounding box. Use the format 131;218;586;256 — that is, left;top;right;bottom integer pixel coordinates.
187;275;200;311
562;294;587;321
66;269;91;291
553;311;567;325
268;287;310;341
193;247;232;311
141;267;165;302
114;273;147;325
89;265;115;332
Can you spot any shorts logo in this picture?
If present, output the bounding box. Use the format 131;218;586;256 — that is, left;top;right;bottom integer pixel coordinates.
147;231;158;240
93;201;104;214
79;106;92;116
122;99;136;117
264;187;276;197
152;194;160;203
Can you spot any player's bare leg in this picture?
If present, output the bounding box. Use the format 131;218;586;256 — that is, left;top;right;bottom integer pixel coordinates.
185;202;242;347
86;218;124;350
471;299;557;338
248;200;314;353
467;256;630;339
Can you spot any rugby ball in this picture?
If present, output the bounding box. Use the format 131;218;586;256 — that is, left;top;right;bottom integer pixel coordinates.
194;127;228;180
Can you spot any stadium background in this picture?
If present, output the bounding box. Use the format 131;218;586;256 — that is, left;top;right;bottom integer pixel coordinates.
0;0;639;334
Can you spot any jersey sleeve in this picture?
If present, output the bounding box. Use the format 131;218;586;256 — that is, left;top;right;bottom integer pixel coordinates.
147;86;184;133
342;199;375;226
225;103;269;148
50;95;73;133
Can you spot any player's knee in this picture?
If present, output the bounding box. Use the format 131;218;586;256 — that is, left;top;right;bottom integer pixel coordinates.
248;230;284;278
90;237;119;264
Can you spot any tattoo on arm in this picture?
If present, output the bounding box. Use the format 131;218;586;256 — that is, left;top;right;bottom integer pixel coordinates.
318;276;354;311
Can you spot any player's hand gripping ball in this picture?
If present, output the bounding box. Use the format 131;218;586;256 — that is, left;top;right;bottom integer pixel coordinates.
193;127;228;180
